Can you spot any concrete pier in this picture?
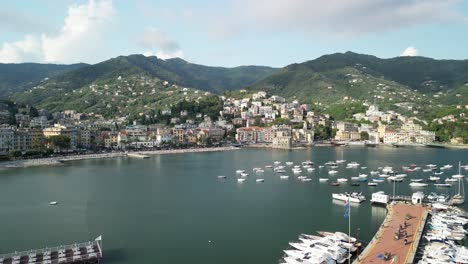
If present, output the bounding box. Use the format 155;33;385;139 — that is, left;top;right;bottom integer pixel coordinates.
354;204;428;264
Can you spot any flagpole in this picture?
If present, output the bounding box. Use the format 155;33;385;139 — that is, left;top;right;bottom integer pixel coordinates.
348;197;351;264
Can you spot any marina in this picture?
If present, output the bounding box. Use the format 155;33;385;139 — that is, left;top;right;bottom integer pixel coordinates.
0;147;467;264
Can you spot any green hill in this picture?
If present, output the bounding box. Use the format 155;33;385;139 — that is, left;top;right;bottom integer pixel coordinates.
0;63;87;98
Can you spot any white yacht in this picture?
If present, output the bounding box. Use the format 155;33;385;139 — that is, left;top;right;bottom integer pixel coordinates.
332;192;365;203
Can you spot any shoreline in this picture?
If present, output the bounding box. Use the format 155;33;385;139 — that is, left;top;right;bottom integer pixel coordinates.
0;147;240;169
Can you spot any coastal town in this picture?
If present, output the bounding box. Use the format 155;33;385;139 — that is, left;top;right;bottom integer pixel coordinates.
1;90;458;160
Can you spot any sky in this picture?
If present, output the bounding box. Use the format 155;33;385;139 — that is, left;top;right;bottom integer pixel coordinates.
1;0;468;67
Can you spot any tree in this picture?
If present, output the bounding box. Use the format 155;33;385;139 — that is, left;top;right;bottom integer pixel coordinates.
360;131;370;141
9;150;22;158
48;135;71;152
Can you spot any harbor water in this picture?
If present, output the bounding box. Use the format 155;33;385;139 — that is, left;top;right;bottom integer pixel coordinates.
0;146;467;264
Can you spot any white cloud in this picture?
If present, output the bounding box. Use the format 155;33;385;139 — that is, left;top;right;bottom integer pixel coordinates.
138;28;183;59
0;0;115;64
209;0;467;38
400;47;419;57
0;35;41;63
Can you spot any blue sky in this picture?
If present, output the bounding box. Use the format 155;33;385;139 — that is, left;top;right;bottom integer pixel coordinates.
1;0;468;67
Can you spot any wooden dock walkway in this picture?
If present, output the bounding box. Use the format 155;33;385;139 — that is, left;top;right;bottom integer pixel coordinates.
354;204;428;264
0;236;102;264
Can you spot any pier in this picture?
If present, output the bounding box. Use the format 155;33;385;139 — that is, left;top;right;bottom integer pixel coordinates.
354;204;428;264
0;236;102;264
127;153;150;159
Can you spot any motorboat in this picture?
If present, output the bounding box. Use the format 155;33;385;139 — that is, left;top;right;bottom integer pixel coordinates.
410;182;428;187
429;176;441;181
358;173;368;178
410;179;423;182
319;178;329;182
330;182;340;186
237;178;246;182
217;175;227;179
286;162;294;166
49;201;58;205
297;176;307;180
236;170;245;173
240;172;249;177
302;161;314;166
336;160;346;164
307;168;315;172
265;165;273;168
446;178;458;183
280;175;290;179
370;171;379;175
256;179;264;182
350;177;360;181
332;192;365;203
434;171;444;175
337;178;348;182
361;167;367;169
395;174;407;178
301;178;312;182
368;182;378;186
373;178;385;183
434;183;451;188
328;170;338;175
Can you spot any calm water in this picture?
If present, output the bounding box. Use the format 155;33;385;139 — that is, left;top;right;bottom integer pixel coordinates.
0;146;467;264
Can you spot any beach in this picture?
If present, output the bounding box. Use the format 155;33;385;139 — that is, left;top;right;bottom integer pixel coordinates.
0;146;240;169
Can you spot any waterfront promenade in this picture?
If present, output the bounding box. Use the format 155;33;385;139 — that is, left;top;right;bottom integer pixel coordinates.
355;203;428;264
0;146;239;169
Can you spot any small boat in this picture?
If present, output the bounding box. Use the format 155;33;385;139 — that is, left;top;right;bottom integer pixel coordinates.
351;177;360;181
410;179;423;182
297;176;307;180
256;179;264;182
379;174;390;178
361;167;367;170
319;178;329;182
434;183;451;188
429;176;440;181
49;201;58;205
252;167;262;171
395;174;407;178
445;178;458;182
236;170;245;173
330;182;340;186
434;172;444;175
409;182;428;187
387;176;403;182
328;170;338;175
370;171;379;175
422;169;433;172
280;175;290;179
285;162;294;166
302;161;314;166
265;165;273;168
318;165;324;169
358;174;368;178
217;175;226;179
237;178;246;182
368;183;378;186
274;161;281;165
336;160;346;164
306;168;315;172
275;170;286;173
346;162;360;168
373;178;385;183
240;173;249;177
337;178;348;182
301;178;312;182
